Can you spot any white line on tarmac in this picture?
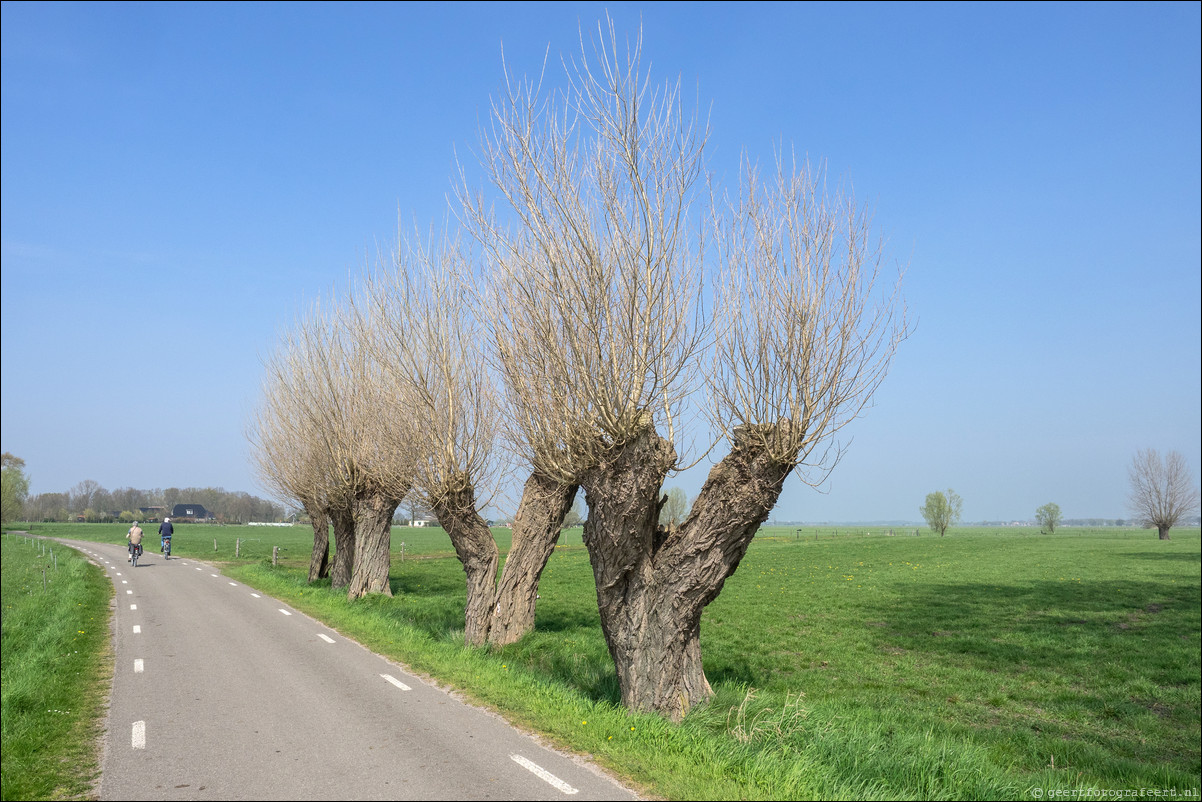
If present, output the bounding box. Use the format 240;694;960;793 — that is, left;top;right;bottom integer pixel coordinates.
132;721;146;749
317;634;335;643
130;604;137;610
126;590;133;595
134;659;144;673
210;574;219;578
279;609;292;616
133;625;141;634
251;593;261;598
510;755;579;795
380;674;411;691
229;582;237;586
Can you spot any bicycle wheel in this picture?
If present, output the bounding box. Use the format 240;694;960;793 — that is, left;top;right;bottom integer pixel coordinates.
131;547;139;568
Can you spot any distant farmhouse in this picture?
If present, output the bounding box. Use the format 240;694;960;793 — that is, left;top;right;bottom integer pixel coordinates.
170;503;214;521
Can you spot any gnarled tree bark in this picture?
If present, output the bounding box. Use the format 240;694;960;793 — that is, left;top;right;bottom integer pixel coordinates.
304;502;330;582
347;486;402;600
582;423;795;721
487;473;578;647
434;483;500;647
329;503;356;590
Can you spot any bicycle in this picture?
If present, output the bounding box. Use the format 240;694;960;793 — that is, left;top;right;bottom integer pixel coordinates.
161;536;172;560
130;542;143;568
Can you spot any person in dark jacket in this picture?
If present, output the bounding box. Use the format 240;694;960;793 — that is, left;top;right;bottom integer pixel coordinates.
159;517;174;559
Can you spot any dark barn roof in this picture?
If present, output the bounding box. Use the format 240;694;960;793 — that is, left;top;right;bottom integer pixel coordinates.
171;503;211;520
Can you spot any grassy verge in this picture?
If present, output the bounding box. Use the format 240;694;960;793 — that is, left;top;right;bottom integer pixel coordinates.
1;532;113;801
21;522;1202;800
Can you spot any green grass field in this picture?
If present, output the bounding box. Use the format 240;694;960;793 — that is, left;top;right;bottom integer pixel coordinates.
11;521;1201;800
1;533;113;801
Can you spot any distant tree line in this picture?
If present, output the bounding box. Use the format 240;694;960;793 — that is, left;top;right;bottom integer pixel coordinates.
22;480;284;524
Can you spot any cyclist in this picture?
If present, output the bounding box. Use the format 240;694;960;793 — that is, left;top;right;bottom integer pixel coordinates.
127;521;144;565
159;516;174;560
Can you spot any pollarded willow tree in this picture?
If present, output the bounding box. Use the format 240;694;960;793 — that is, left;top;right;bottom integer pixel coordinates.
355;233;580;647
1128;448;1200;540
251;302;359;586
250;296;418;600
250;337;335;583
463;21;907;720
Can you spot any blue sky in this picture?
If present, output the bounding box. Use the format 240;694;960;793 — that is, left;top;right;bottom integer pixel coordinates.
3;1;1199;523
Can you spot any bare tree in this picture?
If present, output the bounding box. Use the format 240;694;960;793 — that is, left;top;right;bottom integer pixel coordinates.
251;296;416;599
1128;449;1200;540
355;233;500;643
463;20;905;720
250;321;342;582
70;479;103;514
357;231;579;647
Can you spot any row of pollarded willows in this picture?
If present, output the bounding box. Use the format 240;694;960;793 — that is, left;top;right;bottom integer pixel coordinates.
248;17;908;722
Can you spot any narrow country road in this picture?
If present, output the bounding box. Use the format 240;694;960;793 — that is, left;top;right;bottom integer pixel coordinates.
58;538;640;801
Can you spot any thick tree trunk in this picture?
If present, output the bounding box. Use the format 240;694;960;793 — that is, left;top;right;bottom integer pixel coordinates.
347;489;401;600
580;427;682;714
487;474;578;647
581;423;795;721
304;502;330;582
329;504;356;590
433;483;499;647
1158;525;1171;540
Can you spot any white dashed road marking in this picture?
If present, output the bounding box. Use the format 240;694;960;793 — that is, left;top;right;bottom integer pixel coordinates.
130;604;137;610
134;659;144;673
250;593;261;598
380;674;411;691
279;609;292;616
317;634;335;643
133;625;141;634
510;755;579;795
132;721;146;750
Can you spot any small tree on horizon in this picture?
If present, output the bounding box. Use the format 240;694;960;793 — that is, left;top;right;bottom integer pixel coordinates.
920;489;962;536
1035;501;1062;534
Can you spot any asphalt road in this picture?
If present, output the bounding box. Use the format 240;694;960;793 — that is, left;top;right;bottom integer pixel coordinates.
59;538;640;801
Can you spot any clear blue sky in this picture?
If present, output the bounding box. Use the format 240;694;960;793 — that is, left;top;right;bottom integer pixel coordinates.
3;1;1199;523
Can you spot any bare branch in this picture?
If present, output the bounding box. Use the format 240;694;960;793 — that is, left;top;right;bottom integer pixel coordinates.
1128;448;1200;538
459;18;709;484
710;152;909;484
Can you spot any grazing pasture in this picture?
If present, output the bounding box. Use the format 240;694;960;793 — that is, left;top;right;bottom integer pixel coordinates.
25;522;1201;799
